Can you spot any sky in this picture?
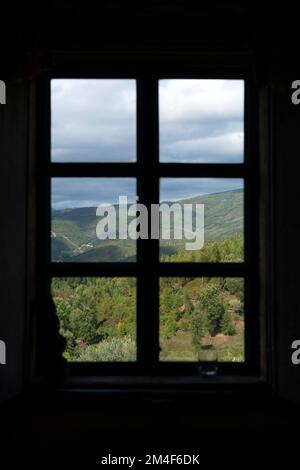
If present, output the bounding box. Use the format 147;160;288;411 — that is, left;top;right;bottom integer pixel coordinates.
51;79;244;209
159;79;244;163
52;177;243;209
52;178;136;210
51;79;136;163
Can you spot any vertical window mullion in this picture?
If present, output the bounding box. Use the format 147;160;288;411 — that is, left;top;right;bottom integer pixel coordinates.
244;78;260;372
136;76;159;371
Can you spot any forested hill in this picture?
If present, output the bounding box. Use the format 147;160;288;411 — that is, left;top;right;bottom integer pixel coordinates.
51;188;243;262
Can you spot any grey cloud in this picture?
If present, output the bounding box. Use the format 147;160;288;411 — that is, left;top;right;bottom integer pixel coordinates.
159;79;244;163
52;177;243;209
51;79;136;162
51;80;244;208
52;178;136;209
162;131;243;163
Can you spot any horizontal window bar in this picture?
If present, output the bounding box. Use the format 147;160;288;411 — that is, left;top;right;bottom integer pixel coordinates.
68;361;254;376
49;163;247;178
158;164;246;178
50;262;246;278
49;163;138;177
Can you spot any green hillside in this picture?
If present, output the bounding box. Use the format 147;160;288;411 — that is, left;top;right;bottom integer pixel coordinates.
180;188;243;241
51;188;243;262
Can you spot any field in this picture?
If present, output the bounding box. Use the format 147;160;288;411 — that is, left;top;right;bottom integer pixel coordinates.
160;321;244;362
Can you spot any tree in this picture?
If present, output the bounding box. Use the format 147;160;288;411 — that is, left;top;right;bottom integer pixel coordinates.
225;277;244;305
69;305;100;345
220;307;236;335
196;286;225;336
191;310;207;351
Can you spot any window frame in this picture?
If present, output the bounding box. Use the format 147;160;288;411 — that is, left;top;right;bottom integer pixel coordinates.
36;65;260;378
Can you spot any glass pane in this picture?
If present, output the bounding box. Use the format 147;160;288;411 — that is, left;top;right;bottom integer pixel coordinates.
159;79;244;163
51;178;136;262
51;79;136;162
160;277;245;362
159;178;244;262
52;277;137;362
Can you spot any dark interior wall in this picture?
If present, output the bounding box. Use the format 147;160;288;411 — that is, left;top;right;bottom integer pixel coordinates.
0;80;28;401
272;80;300;402
0;2;300;406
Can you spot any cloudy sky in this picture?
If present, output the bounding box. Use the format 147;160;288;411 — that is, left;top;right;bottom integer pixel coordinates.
159;79;244;163
52;178;136;210
51;79;244;208
51;79;136;162
52;177;243;209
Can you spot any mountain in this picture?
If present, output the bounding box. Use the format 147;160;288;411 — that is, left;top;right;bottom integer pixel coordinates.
51;188;243;262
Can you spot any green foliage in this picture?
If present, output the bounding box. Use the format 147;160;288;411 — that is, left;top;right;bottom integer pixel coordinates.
52;277;136;359
191;311;208;350
165;318;178;337
225;277;244;304
161;235;243;263
220;308;236;336
52;234;244;364
178;318;190;332
78;336;136;362
160;278;239;359
196;286;226;337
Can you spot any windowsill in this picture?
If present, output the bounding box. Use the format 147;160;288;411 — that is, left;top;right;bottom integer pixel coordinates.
57;374;267;395
23;373;279;414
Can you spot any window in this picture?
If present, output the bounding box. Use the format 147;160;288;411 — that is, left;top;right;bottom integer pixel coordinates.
43;74;259;376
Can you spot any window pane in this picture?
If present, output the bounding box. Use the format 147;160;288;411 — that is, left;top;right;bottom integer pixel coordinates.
51;178;136;262
51;79;136;162
159;178;244;262
52;277;137;362
160;277;244;362
159;79;244;163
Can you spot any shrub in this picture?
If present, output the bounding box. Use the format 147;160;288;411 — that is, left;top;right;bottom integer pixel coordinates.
220;308;236;335
191;310;208;350
178;318;190;332
225;277;244;304
77;336;136;362
165;318;178;337
196;286;225;337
